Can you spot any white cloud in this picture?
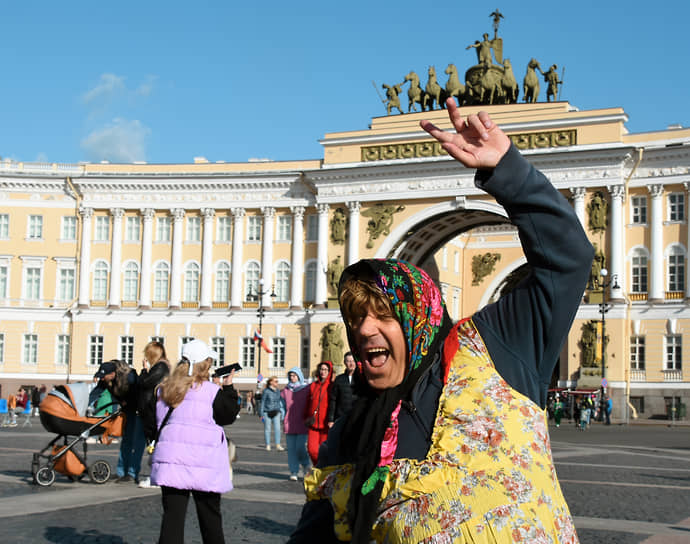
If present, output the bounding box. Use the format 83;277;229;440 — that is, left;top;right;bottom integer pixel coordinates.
80;118;150;163
135;75;157;97
82;73;126;104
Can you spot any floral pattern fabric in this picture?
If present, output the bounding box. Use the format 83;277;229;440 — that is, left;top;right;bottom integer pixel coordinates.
305;319;579;543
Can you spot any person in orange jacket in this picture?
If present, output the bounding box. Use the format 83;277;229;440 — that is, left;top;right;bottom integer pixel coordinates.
304;361;334;464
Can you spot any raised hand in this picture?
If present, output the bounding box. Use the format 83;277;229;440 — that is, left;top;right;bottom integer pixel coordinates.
420;98;511;170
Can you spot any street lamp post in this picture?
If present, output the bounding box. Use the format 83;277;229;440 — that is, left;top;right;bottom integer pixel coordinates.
254;278;276;384
598;268;619;420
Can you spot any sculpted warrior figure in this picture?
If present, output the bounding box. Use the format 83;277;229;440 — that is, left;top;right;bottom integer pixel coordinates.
327;256;344;296
589;243;606;290
466;33;494;67
320;323;344;365
587;191;608;232
330;208;347;244
543;64;562;102
382;83;403;115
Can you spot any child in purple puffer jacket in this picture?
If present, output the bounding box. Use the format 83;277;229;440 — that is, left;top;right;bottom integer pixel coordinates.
151;339;239;544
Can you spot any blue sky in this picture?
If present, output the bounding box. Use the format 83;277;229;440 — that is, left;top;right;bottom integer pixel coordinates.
1;1;688;165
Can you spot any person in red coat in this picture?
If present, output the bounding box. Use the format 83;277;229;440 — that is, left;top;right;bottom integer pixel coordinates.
304;361;334;464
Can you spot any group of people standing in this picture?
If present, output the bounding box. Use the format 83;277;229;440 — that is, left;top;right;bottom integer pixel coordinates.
258;353;362;481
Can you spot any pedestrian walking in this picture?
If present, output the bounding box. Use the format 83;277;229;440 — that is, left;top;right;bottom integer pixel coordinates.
151;339;239;544
554;394;564;427
605;395;612;425
304;361;333;464
260;376;285;451
281;367;311;481
327;352;361;428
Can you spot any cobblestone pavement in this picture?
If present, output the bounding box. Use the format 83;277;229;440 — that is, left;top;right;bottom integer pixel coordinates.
1;414;689;543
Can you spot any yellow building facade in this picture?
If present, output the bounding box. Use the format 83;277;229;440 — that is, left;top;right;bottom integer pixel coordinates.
1;101;689;420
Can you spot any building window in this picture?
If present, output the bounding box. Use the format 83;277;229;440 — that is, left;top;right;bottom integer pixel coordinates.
247;216;262;241
665;397;682;419
120;336;134;366
184;263;200;301
0;332;4;364
0;214;8;239
271;337;286;368
157;217;171;242
125;216;141;242
89;335;104;367
631;250;648;293
453;251;460;274
277;216;291;242
305;261;317;301
245;262;260;301
123;262;139;302
301;337;310;370
181;336;194;346
0;265;8;299
95;216;110;241
154;263;170;302
668;248;685;292
631;196;647;224
215;262;230;302
668;193;685;222
217;216;231;242
57;334;70;366
665;335;682;370
28;215;43;239
630;336;645;370
93;262;109;301
306;215;318;242
211;337;225;367
24;267;41;300
442;247;448;270
275;262;290;302
58;268;76;302
241;336;255;368
187;216;201;242
23;334;38;365
150;336;165;345
61;216;77;240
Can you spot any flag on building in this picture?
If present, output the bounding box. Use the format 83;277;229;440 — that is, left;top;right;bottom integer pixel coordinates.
253;330;273;353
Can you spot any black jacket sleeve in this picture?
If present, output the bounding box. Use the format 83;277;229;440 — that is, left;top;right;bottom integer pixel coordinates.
212;385;240;426
472;144;594;408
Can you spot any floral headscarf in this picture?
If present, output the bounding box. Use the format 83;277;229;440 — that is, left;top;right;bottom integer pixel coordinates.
338;258;452;542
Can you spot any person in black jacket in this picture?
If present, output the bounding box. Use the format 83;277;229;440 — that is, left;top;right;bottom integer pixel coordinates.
138;341;170;444
327;352;360;428
137;341;170;488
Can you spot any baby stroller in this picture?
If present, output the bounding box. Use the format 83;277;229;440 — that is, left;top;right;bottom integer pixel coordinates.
32;382;125;487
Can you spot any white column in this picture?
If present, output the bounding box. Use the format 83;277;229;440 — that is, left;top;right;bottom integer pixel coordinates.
108;208;125;308
608;185;624;300
346;201;361;265
290;206;305;309
139;208;155;308
261;207;275;307
200;208;215;309
315;203;330;308
77;207;93;308
230;208;245;309
648;184;664;302
169;208;185;309
570;187;586;228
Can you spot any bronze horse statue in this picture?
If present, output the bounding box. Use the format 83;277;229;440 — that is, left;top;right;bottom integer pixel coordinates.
404;71;425;112
423;66;442;111
442;64;466;107
523;58;542;103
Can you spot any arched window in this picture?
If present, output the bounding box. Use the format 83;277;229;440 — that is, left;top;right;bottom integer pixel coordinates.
667;245;685;293
154;262;169;302
631;248;648;293
93;261;108;301
245;262;260;301
275;261;290;302
305;261;317;302
215;262;230;302
123;262;139;302
184;263;200;302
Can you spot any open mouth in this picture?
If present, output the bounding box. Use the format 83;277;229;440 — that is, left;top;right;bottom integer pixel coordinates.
363;347;389;368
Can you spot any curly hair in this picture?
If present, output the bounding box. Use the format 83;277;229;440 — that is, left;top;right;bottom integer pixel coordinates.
338;276;394;329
